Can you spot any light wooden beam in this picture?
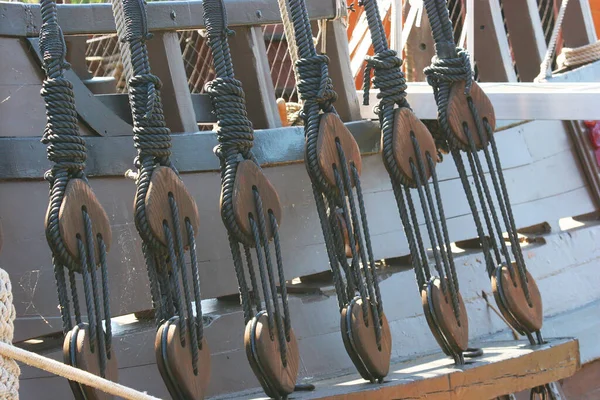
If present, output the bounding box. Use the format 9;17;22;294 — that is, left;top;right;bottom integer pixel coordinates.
223;338;580;400
360;82;600;120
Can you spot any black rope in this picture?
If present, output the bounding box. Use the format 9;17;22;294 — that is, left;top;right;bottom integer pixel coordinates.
202;0;294;374
287;0;384;354
113;0;205;376
422;3;543;386
39;0;115;382
360;0;468;357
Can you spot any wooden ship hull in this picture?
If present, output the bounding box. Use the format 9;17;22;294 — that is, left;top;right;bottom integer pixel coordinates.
0;0;599;398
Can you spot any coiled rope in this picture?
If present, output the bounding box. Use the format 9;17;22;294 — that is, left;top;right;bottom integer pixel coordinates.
360;0;464;362
287;0;384;351
39;0;113;383
112;0;205;374
202;0;293;368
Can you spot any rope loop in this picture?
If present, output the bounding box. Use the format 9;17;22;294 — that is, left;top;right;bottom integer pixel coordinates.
363;49;408;113
205;77;254;158
424;48;472;94
296;55;338;113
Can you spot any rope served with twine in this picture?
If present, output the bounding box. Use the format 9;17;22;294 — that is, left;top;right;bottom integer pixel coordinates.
557;41;600;70
0;268;158;400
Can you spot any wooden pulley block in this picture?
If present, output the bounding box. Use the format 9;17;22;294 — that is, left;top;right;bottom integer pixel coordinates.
447;81;496;150
421;277;469;356
491;264;543;334
52;178;112;268
334;208;359;258
244;311;299;398
316;113;363;188
155;316;211;400
390;107;439;185
230;159;282;241
63;324;119;400
145;166;200;247
340;297;392;382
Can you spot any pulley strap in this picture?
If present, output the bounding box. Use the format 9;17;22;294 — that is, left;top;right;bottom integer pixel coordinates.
112;0;206;383
39;0;116;392
202;2;299;397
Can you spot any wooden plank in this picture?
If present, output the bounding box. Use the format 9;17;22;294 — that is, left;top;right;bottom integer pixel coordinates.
217;338;580;399
0;120;380;180
360;81;600;120
229;26;280;129
4;120;593;342
473;0;518;82
562;0;597;48
501;0;547;82
405;5;435;82
146;31;198;134
325;19;362;122
0;0;342;37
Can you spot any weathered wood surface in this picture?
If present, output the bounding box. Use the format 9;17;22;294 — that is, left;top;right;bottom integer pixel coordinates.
2;118;595;342
0;0;343;37
216;338;579;400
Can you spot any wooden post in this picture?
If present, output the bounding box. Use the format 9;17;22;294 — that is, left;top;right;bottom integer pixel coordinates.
325;19;362;122
501;0;547;82
473;0;517;82
146;31;198;134
562;0;597;48
229;26;281;130
405;7;435;82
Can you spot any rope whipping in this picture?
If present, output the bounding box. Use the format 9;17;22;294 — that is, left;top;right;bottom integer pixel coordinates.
39;0;113;380
111;0;205;375
286;0;384;351
360;0;464;345
421;6;552;396
202;0;293;369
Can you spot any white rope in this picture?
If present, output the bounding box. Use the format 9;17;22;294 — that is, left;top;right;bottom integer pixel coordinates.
0;269;19;400
0;342;161;400
557;40;600;69
276;0;299;68
535;0;570;82
0;268;160;400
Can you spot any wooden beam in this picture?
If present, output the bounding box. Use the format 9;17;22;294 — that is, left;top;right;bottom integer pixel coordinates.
229;26;281;129
405;5;435;82
146;31;198;134
360;82;600;120
0;0;343;37
221;338;580;400
562;0;597;48
501;0;547;82
473;0;518;82
325;19;362;122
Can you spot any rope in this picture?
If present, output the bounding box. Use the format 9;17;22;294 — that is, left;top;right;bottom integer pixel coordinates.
112;0;205;375
202;0;293;370
557;41;600;69
0;269;19;400
39;0;113;381
287;0;385;354
535;0;570;82
360;0;463;343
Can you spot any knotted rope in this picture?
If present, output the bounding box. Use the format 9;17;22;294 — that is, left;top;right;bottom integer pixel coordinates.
203;0;293;369
287;0;384;353
360;0;464;358
39;0;113;382
112;0;205;375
